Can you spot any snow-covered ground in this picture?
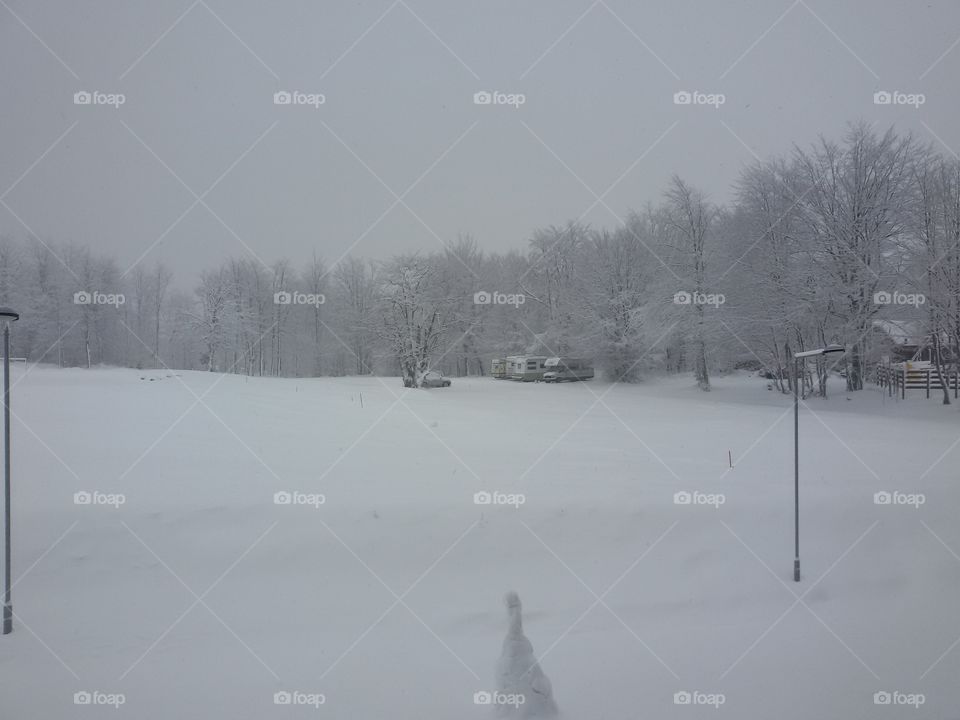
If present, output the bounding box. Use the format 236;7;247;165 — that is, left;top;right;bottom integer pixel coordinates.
2;366;959;718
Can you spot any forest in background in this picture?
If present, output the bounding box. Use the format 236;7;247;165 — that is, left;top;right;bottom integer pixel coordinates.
1;123;958;394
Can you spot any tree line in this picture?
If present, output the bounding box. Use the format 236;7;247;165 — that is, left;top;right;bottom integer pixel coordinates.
1;123;957;396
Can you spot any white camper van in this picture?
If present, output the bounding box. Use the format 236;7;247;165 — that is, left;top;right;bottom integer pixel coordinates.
506;356;549;381
543;357;595;382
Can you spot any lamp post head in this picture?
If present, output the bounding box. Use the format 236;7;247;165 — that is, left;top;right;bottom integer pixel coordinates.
795;344;846;359
0;308;19;323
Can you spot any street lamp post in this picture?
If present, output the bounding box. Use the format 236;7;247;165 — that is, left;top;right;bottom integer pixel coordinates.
792;343;844;582
0;307;19;634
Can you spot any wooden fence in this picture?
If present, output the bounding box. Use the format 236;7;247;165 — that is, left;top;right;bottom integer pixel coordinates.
876;364;960;399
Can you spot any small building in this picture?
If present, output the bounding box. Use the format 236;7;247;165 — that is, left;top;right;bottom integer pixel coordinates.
491;358;507;379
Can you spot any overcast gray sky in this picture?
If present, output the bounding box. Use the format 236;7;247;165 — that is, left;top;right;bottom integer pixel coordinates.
2;0;959;286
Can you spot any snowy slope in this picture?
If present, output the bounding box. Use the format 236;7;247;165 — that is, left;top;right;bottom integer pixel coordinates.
2;366;959;718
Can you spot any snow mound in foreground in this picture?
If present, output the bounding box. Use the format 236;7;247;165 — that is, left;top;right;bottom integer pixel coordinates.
495;592;559;718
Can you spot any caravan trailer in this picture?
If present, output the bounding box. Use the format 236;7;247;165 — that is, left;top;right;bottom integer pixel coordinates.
506;356;549;381
543;357;595;382
491;358;508;379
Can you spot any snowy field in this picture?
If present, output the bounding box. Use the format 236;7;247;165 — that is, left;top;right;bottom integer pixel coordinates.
3;366;960;719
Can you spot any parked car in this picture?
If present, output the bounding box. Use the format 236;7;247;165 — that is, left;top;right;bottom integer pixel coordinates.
420;370;452;388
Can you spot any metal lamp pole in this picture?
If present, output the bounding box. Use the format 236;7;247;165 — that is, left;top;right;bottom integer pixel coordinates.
0;307;20;634
793;354;800;582
792;344;844;582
